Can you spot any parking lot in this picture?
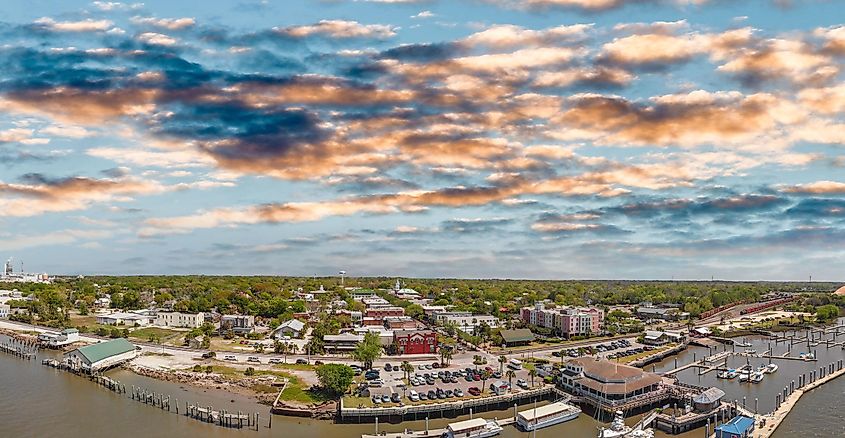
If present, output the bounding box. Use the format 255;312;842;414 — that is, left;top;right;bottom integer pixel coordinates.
526;338;649;362
351;361;539;406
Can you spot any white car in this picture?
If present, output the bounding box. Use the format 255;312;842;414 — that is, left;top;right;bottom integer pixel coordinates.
369;379;384;387
224;355;237;361
247;357;261;363
409;390;419;402
517;379;528;389
268;358;282;364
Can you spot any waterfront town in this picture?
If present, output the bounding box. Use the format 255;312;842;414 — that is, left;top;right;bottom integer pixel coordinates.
2;270;845;438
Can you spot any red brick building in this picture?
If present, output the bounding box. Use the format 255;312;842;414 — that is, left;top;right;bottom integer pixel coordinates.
393;330;437;355
365;306;405;319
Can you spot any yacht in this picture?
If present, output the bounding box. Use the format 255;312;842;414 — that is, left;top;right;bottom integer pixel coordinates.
750;372;764;383
599;411;632;438
441;419;502;438
717;369;738;379
517;402;581;431
765;363;779;374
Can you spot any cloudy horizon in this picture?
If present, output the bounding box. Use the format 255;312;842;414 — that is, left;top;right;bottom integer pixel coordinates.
1;0;844;281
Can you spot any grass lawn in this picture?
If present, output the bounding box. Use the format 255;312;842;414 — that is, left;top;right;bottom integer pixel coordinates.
193;364;331;404
272;363;315;372
129;327;183;343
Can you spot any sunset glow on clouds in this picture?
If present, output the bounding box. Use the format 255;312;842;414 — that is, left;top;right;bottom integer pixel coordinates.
1;0;844;279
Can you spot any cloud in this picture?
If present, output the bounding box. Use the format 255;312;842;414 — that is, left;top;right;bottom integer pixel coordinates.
780;181;845;194
32;17;113;32
486;0;710;12
137;32;178;46
92;2;144;11
273;20;397;39
2;229;114;251
461;24;592;49
130;16;196;30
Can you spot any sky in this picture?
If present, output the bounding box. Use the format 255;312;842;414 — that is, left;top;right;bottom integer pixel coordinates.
0;0;844;280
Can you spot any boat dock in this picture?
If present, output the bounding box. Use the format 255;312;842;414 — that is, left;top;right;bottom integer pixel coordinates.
752;359;845;438
339;386;553;424
0;335;38;360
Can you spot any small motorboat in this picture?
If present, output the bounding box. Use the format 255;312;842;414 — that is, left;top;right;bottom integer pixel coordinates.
750;372;764;383
738;372;750;383
717;369;738;379
765;363;778;374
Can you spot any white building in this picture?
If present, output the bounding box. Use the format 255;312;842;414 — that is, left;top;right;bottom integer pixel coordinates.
96;310;155;326
38;328;80;347
274;319;306;339
0;303;9;319
155;311;205;328
433;311;501;335
220;314;255;335
63;338;137;374
94;296;112;309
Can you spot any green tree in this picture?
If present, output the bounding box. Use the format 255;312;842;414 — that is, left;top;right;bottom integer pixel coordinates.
528;368;537;387
244;367;256;376
316;363;355;396
498;355;507;373
505;369;516;391
351;332;382;370
816;304;839;321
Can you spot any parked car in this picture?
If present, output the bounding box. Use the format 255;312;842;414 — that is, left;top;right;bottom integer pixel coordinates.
385;363;393;372
517;379;528;389
409;390;419;402
467;387;481;396
268;358;282;364
391;393;401;403
372;395;381;404
419;392;428;400
224;355;237;361
201;352;216;359
427;390;437;399
381;394;391;403
454;389;464;397
247;356;261;363
369;379;384;387
296;359;308;365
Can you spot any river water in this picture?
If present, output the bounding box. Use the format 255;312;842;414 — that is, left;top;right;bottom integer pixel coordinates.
1;325;843;438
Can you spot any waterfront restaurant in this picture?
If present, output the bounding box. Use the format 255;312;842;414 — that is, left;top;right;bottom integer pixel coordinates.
558;357;663;404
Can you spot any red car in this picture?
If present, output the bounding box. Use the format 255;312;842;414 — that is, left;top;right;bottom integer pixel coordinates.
467;387;481;396
472;374;481;381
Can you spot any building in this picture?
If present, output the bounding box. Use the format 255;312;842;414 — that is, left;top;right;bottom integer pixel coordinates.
636;305;689;321
63;338;137;373
433;311;501;335
334;309;363;325
96;310;155;326
220;314;255;335
94;296;112;309
361;297;391;308
38;328;80;348
384;316;418;330
715;415;755;438
500;329;535;347
520;303;604;338
274;319;306;339
692;387;725;412
641;330;685;346
0;303;8;319
365;307;405;319
489;380;510;395
155;311;204;328
323;333;365;353
393;330;437;355
558;357;663;405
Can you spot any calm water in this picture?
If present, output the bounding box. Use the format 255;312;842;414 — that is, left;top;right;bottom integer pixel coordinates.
1;326;843;438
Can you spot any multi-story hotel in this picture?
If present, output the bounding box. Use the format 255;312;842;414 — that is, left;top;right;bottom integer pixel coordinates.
520;302;603;337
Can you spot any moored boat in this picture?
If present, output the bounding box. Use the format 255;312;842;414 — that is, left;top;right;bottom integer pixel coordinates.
517;402;581;431
441;419;502;438
598;411;632;438
765;363;778;373
750;372;764;383
717;369;738;379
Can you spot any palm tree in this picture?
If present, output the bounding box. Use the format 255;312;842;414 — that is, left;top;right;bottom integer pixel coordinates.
528;368;537;387
559;349;566;365
440;348;453;366
402;361;414;383
481;369;492;393
498;355;507;373
505;369;516;392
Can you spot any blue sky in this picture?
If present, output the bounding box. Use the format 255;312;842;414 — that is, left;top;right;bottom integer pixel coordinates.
1;0;844;280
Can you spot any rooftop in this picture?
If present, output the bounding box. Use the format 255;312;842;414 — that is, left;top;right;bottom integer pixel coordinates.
693;387;725;404
715;415;755;434
72;338;135;364
569;357;662;395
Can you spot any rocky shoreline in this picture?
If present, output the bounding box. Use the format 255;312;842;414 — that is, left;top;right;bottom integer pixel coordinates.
126;364;281;405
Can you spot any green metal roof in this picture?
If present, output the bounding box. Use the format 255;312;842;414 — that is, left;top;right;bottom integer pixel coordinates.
500;329;535;343
75;338;135;363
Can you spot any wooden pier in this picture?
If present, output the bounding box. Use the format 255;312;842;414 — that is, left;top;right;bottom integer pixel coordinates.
0;338;37;359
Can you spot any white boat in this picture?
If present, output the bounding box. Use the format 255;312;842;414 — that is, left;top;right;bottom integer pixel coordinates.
765;363;778;374
517;402;581;431
744;349;757;355
627;429;655;438
800;352;815;361
750;372;764;383
599;411;632;438
738;372;750;383
717;369;738;379
734;341;752;347
441;419;502;438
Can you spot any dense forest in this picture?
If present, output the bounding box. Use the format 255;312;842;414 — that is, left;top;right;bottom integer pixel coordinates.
3;276;841;330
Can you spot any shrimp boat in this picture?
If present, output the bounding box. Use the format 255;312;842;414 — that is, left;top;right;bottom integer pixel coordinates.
441;419;502;438
717;369;738;379
764;363;778;374
516;402;581;431
598;411;632;438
